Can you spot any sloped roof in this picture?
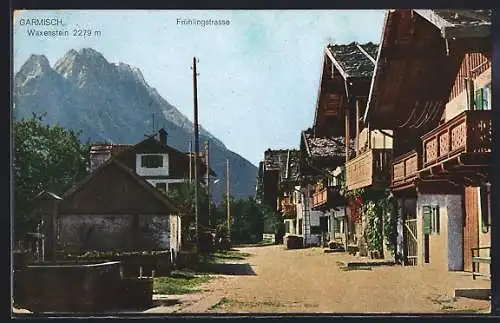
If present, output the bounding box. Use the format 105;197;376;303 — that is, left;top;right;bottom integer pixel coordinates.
111;144;133;155
326;42;378;79
263;149;300;182
302;129;355;160
61;158;180;213
414;9;491;38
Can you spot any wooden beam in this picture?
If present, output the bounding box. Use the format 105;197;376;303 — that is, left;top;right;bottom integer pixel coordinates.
345;109;351;163
355;99;360;155
325;47;349;80
356;43;377;64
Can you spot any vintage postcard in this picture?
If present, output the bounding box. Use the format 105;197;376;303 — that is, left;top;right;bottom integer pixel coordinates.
11;9;493;315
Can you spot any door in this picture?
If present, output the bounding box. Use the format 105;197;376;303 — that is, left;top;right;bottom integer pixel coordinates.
464;187;479;272
402;198;418;266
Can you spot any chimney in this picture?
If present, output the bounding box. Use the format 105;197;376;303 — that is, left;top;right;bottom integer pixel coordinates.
90;144;112;172
158;128;167;147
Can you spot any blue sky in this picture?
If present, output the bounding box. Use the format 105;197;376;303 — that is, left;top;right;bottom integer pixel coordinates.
13;10;386;166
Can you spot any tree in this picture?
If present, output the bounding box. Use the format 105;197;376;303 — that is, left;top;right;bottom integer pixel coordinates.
13;114;90;239
212;195;279;245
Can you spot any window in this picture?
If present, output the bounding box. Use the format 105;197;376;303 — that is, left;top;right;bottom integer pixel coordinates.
431;206;440;234
156;182;167;191
285;221;291;234
475;83;491;111
319;216;328;232
480;184;491;233
298;219;303;235
423;205;439;235
310;226;321;234
141;155;163;168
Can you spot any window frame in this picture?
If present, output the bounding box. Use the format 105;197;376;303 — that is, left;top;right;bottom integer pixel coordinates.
141;154;164;168
480;184;491;233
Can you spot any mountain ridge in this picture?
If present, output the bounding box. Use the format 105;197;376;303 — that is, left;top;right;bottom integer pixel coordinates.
14;48;257;202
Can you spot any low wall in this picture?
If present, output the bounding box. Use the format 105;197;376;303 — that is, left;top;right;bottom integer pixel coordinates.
14;261;121;313
262;233;276;243
62;251;172;277
120;277;153;309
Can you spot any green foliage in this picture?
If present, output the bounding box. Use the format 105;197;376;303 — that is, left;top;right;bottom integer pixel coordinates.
153;274;213;295
363;201;383;252
381;196;397;255
13;113;90;238
361;190;396;255
212;195;279;245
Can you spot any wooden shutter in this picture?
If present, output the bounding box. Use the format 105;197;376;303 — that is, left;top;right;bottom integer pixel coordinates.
423;205;431;235
480;186;489;233
475;88;484;110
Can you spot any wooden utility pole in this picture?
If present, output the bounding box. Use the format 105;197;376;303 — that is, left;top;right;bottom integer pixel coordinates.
226;159;231;240
189;141;192;183
51;200;58;261
205;141;211;227
192;57;200;248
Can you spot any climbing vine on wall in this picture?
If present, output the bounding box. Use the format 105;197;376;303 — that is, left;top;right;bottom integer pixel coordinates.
362;191;397;255
381;195;397;256
363;201;383;252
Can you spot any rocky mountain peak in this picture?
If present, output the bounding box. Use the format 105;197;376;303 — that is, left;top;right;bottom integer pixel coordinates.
15;54;56;89
54;48;113;84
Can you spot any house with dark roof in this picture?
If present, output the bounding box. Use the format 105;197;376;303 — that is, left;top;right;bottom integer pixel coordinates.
364;9;491;275
34;128;220;259
89;128;214;193
37;157;182;258
257;149;301;243
294;40;394;253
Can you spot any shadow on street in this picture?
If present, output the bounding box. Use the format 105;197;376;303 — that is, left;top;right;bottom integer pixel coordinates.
201;263;256;276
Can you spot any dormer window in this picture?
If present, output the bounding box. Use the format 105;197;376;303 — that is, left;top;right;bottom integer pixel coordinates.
136;153;169;177
141;155;163;168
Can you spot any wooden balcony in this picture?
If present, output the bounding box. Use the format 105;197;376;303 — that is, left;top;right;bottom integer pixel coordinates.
312;188;328;208
421;110;491;169
312;187;346;210
391;150;420;190
345;149;393;191
278;196;291;211
281;203;297;219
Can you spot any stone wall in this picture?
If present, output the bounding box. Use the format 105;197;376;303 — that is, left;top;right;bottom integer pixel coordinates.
58;214;170;252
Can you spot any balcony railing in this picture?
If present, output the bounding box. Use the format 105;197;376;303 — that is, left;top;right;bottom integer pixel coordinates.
345;149;392;191
391;150;420;189
312;188;328;208
421;110;491;169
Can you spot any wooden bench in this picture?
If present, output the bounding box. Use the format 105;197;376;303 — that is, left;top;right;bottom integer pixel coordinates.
471;246;491;280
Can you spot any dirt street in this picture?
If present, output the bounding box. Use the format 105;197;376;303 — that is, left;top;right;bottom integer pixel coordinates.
150;245;491;314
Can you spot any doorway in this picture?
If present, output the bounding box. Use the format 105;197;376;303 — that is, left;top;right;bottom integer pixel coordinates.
401;198;417;266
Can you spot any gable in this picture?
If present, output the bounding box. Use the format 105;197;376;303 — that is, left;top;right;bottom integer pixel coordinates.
59;161;175;215
114;137;190;178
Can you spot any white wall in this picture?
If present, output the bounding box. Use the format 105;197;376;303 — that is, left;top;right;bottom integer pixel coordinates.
416;194;463;271
310;210;321;226
147;178;186;190
444;67;491;122
136;153;169;177
357;128;393;151
169;214;182;263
